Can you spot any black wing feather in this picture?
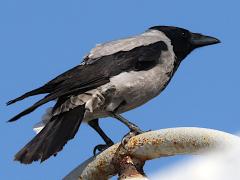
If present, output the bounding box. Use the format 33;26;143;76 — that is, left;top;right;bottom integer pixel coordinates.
8;77;109;122
7;65;83;105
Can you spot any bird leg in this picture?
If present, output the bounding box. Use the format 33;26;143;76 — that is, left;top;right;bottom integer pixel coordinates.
88;119;114;155
109;113;144;146
110;113;143;133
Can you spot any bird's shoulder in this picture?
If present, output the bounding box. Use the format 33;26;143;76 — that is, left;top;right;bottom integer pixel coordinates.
83;30;169;65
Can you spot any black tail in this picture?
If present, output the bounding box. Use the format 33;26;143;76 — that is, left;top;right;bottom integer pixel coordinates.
14;105;85;164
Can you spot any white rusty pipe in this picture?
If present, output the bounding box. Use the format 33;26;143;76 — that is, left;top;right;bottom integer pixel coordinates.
63;127;240;180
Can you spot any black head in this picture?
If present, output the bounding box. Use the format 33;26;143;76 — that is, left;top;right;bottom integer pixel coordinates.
149;26;220;61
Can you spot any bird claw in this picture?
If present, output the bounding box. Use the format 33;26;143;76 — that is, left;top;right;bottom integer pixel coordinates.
93;144;111;156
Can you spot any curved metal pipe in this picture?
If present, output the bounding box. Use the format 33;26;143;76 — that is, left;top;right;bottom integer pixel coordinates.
64;127;240;180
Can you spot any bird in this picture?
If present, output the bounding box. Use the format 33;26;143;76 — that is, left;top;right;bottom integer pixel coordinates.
7;25;220;164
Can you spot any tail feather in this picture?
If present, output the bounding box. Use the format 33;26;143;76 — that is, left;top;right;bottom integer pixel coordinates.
14;105;85;164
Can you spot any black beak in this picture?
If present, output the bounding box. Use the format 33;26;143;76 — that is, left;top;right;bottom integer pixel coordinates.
191;33;221;48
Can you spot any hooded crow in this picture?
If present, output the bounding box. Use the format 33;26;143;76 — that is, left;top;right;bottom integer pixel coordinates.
7;26;220;164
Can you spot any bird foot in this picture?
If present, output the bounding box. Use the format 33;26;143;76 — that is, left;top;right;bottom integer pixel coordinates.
121;128;144;148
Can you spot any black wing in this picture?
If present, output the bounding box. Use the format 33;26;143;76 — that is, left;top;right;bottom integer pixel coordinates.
8;41;168;122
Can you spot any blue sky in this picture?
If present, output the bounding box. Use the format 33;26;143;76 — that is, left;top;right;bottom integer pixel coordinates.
1;0;239;179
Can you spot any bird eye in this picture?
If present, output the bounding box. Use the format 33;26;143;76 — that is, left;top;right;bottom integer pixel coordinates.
181;31;188;38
